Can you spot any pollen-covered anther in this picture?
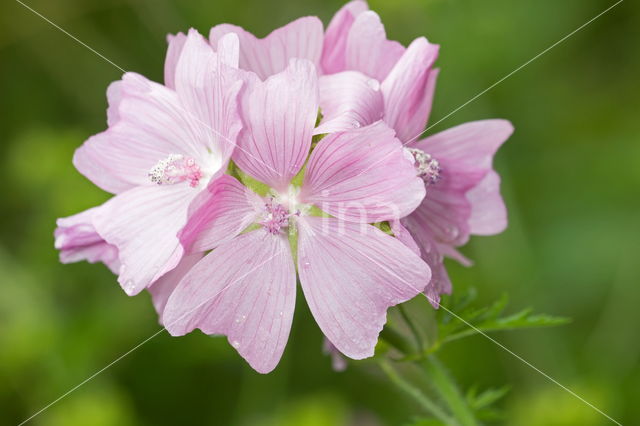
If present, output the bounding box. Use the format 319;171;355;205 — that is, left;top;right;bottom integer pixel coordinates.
260;198;290;235
148;154;203;187
406;147;441;185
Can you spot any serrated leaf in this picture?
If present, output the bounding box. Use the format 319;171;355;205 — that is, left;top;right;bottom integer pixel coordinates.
433;289;570;348
467;385;510;410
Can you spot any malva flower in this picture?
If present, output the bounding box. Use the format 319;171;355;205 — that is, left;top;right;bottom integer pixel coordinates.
399;121;513;306
300;1;514;306
60;29;243;296
319;1;512;307
161;59;431;373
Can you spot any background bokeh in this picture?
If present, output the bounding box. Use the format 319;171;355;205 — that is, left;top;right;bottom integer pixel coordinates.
1;0;638;425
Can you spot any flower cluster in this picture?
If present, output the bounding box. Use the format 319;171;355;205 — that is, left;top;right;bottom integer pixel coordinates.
54;1;512;373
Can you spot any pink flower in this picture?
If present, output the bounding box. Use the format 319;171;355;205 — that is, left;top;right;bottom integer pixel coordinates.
60;29;243;296
207;2;439;143
400;121;514;306
315;1;514;305
162;60;431;373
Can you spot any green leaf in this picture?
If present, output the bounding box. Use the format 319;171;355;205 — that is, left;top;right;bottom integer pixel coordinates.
435;289;570;348
467;385;510;410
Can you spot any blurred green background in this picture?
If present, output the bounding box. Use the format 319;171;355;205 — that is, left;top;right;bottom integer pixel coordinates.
1;0;638;424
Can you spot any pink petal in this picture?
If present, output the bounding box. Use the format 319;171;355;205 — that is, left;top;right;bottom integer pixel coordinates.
74;73;211;194
93;184;197;296
381;38;439;142
415;119;513;173
301;121;425;222
323;338;348;372
106;81;123;127
401;217;452;308
296;216;430;359
209;17;323;80
164;32;187;89
174;30;243;164
409;119;513;245
314;71;384;135
163;230;296;374
345;11;405;82
437;243;473;267
409;186;473;249
148;252;204;319
321;0;369;74
179;175;262;252
389;219;420;256
54;207;120;274
233;59;318;192
467;170;507;235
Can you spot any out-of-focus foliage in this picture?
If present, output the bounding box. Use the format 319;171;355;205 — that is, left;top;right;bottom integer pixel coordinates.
1;0;638;425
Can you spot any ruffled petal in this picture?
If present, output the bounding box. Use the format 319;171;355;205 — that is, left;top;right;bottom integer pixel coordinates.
381;38;439;142
390;218;450;308
314;71;384;135
93;184;197;296
233;59;318;192
209;17;323;80
54;207;120;274
415;119;513;173
179;175;262;252
409;120;513;245
301;121;425;222
389;219;420;256
345;11;405;82
74;73;211;194
174;29;243;164
402;217;452;308
163;230;296;374
148;252;204;318
321;0;369;74
164;32;187;89
296;217;430;359
467;170;507;235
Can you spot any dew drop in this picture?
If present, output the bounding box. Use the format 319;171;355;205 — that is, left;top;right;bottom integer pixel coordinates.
300;257;311;270
352;120;361;129
279;311;284;317
366;78;380;91
123;279;135;293
445;225;459;240
231;340;240;348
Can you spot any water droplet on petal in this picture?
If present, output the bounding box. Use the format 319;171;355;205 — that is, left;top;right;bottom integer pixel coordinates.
445;225;459;241
279;311;284;317
123;279;135;293
366;78;380;91
352;119;361;129
300;257;311;270
231;340;240;348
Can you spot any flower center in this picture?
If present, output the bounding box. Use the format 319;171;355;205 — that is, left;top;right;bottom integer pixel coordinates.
260;198;291;235
148;154;203;188
405;148;441;185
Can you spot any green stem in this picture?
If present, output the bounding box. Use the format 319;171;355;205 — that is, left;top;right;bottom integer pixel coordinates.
380;325;414;356
421;356;478;426
398;304;424;352
379;360;457;425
